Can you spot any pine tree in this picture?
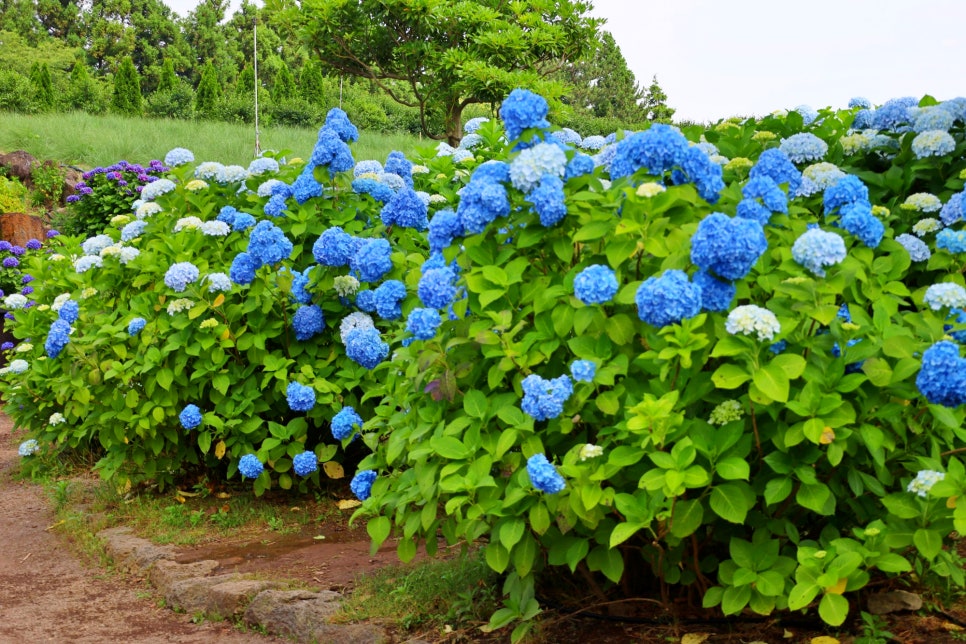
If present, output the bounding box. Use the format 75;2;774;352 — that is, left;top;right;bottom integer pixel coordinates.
157;58;178;93
272;64;296;102
111;56;143;116
236;64;255;96
32;62;55;111
195;61;222;118
299;60;327;107
68;61;101;112
642;75;675;123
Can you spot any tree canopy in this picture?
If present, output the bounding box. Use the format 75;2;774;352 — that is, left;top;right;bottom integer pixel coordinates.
285;0;600;144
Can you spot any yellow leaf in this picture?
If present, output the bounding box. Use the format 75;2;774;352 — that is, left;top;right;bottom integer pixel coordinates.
337;499;362;510
947;495;958;509
214;440;226;459
212;293;225;307
820;427;835;444
174;495;186;503
221;328;230;340
942;621;965;632
824;578;847;595
681;634;711;644
810;637;840;644
215;491;231;499
323;461;345;479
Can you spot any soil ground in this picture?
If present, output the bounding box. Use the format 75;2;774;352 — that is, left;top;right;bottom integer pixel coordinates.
5;411;966;643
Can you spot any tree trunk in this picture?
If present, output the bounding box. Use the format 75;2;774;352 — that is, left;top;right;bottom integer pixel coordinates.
445;101;463;148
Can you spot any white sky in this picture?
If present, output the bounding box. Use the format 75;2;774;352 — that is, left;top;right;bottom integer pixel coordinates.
163;0;966;123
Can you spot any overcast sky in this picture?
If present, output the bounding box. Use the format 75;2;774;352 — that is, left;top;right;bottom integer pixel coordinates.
163;0;966;123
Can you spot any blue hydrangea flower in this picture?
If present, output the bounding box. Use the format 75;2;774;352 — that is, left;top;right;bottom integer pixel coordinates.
749;149;802;195
324;107;359;142
499;88;550;143
128;317;146;335
373;280;406;320
286;381;316;412
247;221;293;267
940;193;964;226
521;374;573;421
839;200;884;248
381;188;429;230
457;179;510;235
609;124;689;180
233;212;256;231
907;469;945;497
230;252;259;285
353;178;395;203
916;341;966;407
428;210;464;253
312;126;355;175
690;212;768;281
848;97;872;109
350;238;393;283
635;269;702;327
354;160;383;177
238;454;264;479
742;176;788;214
924;283;966;310
913;107;955;133
292;304;325;341
528;175;568;227
570;360;596;383
206;272;232;293
164;262;200;292
912;130;956;158
82;234;113;255
823;175;869;215
509;142;567;193
565;152;595;180
313;227;355;266
526;453;566;493
356;289;376;312
292;451;318;477
693;270;736;312
288;267;312;304
248;156;280;176
344;327;389;369
350;469;377;500
164;147;194;167
264;193;288;217
291;171;323;204
418;267;457;309
937;228;966;253
791;227;847;277
946;308;966;343
794;104;819;125
872;96;917;130
179;404;202;429
735;199;772;226
58;300;79;324
331;406;363;441
580;135;607;151
464;116;489;134
18;438;41;456
573;264;618;305
405;307;442;340
384;151;414;188
797;162;847;197
896;233;930;262
852;109;874;129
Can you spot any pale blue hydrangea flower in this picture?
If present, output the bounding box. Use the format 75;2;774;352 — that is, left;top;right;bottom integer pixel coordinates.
140;178;176;201
526;453;566;493
570;360;596;382
74;255;103;273
217;165;249;184
779;133;828;164
797;162;847;197
164;147;194;167
247;157;280;176
201;221;231;236
913;218;943;237
896;234;930;262
580;135;607;151
725;304;781;341
121;220;148;241
82;234;114;255
18;439;40;456
794;104;819;125
907;470;945;497
3;293;27;309
7;359;28;373
464;117;489;134
941;193;964;226
164;262;200;292
509;142;567;193
791;227;847;277
119;247;139;265
924;283;966;310
339;312;375;343
912;130;955;158
839;132;871;155
257;179;286;198
913;107;954;133
354;160;383;177
902;193;942;212
194;161;225;181
848;97;872;109
205;272;232;293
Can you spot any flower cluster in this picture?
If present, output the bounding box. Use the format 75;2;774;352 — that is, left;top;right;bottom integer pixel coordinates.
573;264;618;305
351;469;377;500
293;451;318;477
907;470;945;497
725;305;781;341
286;382;316;412
791;227;847;277
924;283;966;310
636;269;702;327
179;404;202;429
238;454;264;479
916;341;966;406
331;406;363;440
779;133;828;164
570;360;596;382
526;454;565;494
521;374;573;421
690;213;768;281
163;262;200;292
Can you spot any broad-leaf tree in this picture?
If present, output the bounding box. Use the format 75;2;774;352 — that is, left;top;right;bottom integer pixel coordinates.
285;0;599;145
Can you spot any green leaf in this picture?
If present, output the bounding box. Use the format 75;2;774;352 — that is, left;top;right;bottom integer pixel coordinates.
818;593;850;627
610;522;645;548
429;435;469;460
499;518;526;550
764;477;793;505
715;456;750;481
771;353;806;379
711;363;750;389
881;493;922;519
861;357;892;387
796;482;834;515
604;313;635;346
367;516;391;549
197;431;211;454
485;541;510;573
721;584;752;615
156;368;173;391
753;363;789;403
463;389;488;419
586;545;624;583
670;498;703;538
710;483;755;524
529;503;550;535
787;582;820;610
913;528;943;559
397;537;417;563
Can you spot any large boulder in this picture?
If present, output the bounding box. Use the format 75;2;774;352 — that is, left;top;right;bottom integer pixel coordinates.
0;151;36;188
0;212;47;246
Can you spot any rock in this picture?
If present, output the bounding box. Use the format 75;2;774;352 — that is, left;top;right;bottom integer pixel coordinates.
164;573;244;613
0;212;47;246
61;167;84;205
0;151;36;186
148;558;220;592
208;579;281;618
243;589;344;641
311;623;391;644
867;589;923;615
97;526;175;572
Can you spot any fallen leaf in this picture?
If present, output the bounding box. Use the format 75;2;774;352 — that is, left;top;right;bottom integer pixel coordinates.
323;460;345;479
810;637;840;644
681;633;710;644
942;622;965;632
215;491;230;499
313;535;327;541
337;499;362;510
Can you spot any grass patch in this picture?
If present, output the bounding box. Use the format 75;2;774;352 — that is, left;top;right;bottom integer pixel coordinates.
336;549;499;635
0;110;423;168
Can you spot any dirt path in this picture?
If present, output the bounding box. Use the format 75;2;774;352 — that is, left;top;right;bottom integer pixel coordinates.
0;414;284;644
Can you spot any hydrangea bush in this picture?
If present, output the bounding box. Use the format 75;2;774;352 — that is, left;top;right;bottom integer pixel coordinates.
4;91;966;639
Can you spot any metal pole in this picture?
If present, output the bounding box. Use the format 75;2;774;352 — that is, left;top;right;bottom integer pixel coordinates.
253;16;261;157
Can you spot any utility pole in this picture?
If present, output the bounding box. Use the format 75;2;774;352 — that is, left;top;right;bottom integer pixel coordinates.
253;16;261;158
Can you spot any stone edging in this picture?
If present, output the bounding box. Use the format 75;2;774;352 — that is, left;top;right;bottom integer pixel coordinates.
96;527;397;644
